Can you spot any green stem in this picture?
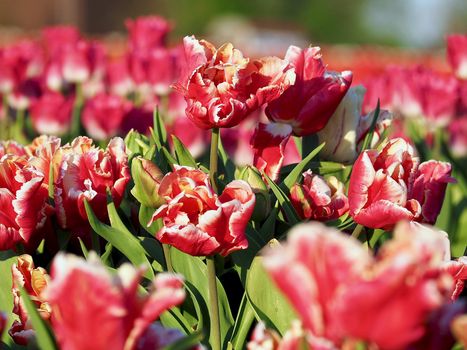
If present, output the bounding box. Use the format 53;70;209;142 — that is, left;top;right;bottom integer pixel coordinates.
162;244;173;272
209;128;220;193
70;83;83;138
351;224;364;239
207;256;221;350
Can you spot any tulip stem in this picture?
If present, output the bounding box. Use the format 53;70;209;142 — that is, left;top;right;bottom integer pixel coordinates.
162;244;173;272
70;83;83;138
207;256;221;350
210;128;220;193
351;224;364;239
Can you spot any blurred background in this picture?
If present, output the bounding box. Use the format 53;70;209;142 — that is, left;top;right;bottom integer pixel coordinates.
1;0;466;48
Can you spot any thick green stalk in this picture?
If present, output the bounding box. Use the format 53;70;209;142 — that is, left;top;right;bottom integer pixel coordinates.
207;256;221;350
209;128;220;193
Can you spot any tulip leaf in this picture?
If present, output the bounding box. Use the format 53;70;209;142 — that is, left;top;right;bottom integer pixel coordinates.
0;251;20;347
360;99;380;152
229;293;256;350
218;136;236;183
19;287;57;350
172;135;198;168
160;308;193;335
84;200;155;280
151;107;168;149
282;142;325;190
169;248;234;348
263;173;300;224
245;256;297;335
162;146;178;167
162;329;204;350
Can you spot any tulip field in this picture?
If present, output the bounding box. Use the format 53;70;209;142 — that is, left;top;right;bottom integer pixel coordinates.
0;15;467;350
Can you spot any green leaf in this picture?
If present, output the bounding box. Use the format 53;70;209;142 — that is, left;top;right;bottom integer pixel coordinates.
218;136;236;183
151;107;168;149
162;330;204;350
245;255;296;335
282;142;325;190
170;248;234;348
20;287;57;350
159;307;193;335
360;99;380;152
264;174;300;225
229;294;255;350
161;146;178;166
84;200;154;280
172;135;198;168
0;251;20;347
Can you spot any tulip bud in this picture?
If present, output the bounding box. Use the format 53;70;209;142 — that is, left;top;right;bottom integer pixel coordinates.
239;166;271;221
317;86;366;164
131;157;164;208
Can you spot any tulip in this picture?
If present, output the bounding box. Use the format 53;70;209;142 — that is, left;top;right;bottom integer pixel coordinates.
44;252;186;350
250;122;293;182
82;93;133;140
290;171;349;221
148;166;255;256
355;108;393;152
348;138;454;229
263;221;454;349
447;34;467;80
130;157;165;208
29;92;74;135
0;140;27;158
317;86;366;163
125;16;172;52
238;165;271;221
54;137;130;240
265;45;352;136
0;155;53;251
107;56;134;96
9;255;51;345
448;117;467;158
174;36;295;129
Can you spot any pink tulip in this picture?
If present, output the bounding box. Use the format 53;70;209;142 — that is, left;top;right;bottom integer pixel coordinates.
174;36;295;129
0;155;53;251
264;221;454;350
0;140;27;158
30;92;74;136
54;137;130;240
126;16;172;52
448;117;467;157
447;34;467;80
82;93;133;140
265;46;352;136
348;138;454;229
9;254;51;345
107;56;134;96
44;252;185;350
148;166;255;256
290;171;349;221
250;122;293;182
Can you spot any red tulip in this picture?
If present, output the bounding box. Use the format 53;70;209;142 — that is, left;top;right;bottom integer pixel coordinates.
265;45;352;136
44;252;185;350
447;34;467;80
30;92;74;136
9;254;51;345
125;16;171;52
0;140;27;158
448;117;467;157
54;137;130;240
107;56;134;96
290;171;349;221
263;221;454;349
148;166;255;256
250;122;293;181
348;138;454;229
443;257;467;300
82;93;132;140
0;155;53;251
175;36;295;129
334;222;454;350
